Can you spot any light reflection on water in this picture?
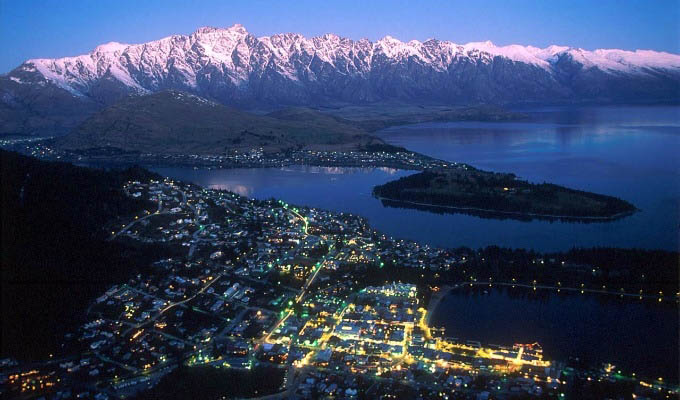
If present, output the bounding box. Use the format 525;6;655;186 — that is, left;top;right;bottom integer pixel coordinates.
153;106;679;252
150;106;679;385
208;183;252;196
431;285;679;383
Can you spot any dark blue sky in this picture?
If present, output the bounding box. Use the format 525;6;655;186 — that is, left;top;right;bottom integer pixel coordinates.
1;0;678;73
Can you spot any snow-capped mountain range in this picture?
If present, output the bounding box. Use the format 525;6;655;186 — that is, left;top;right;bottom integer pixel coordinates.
2;24;679;136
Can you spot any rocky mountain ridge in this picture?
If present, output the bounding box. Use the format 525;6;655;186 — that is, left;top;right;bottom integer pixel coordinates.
2;24;679;136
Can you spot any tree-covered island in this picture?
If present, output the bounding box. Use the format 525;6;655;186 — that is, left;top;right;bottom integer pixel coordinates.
373;168;637;221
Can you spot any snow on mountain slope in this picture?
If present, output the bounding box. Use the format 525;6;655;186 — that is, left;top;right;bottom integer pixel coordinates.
10;24;679;99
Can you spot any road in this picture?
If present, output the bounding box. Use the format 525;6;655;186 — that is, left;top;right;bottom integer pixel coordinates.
187;225;205;260
457;281;673;301
121;273;224;338
91;273;226;383
109;210;172;240
110;187;169;240
257;242;332;349
178;187;208;260
289;208;308;235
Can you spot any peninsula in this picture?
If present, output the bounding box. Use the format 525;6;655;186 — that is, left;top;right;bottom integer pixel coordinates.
373;168;637;221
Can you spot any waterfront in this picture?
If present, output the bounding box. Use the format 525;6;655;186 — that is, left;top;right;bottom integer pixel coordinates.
4;152;678;399
429;285;679;383
146;106;680;388
376;105;680;251
152;106;679;252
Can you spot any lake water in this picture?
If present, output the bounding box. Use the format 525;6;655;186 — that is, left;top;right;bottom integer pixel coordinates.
150;106;679;382
153;105;679;252
430;286;679;383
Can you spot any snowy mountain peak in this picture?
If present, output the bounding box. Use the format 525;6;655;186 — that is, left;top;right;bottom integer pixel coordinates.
5;24;680;112
228;23;248;33
194;24;248;35
466;40;495;48
93;41;129;54
380;35;400;42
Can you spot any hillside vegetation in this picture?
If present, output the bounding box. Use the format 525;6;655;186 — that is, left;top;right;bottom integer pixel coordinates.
0;150;173;359
56;91;383;154
373;169;637;220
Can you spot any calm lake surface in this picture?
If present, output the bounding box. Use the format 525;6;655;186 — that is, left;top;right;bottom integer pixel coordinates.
150;105;679;381
430;286;679;383
153;105;680;252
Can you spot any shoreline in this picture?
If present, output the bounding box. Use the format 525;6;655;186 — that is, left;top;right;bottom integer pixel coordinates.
425;282;676;324
4;143;637;224
425;285;453;326
376;196;636;221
